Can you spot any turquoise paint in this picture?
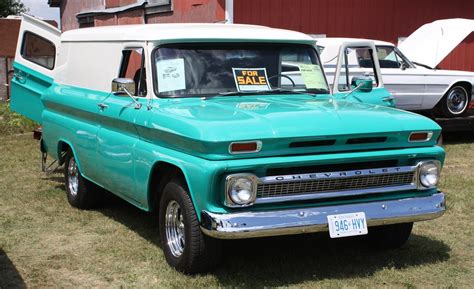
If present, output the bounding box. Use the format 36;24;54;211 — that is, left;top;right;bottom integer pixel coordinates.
333;87;395;107
10;62;54;123
10;61;444;219
137;92;436;161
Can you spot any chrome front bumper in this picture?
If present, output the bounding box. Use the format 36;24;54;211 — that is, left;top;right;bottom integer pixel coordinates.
200;192;446;239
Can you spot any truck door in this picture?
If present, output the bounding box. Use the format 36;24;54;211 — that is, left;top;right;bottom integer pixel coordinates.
95;47;147;202
332;41;394;107
10;14;60;123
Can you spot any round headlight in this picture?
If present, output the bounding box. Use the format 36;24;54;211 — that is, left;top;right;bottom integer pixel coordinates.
419;161;440;187
228;177;256;205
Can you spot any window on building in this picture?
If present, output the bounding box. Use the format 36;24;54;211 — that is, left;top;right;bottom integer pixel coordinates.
147;0;171;6
119;48;147;97
21;32;55;70
145;0;172;15
78;15;94;28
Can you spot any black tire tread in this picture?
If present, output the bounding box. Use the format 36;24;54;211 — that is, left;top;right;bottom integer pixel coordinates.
64;150;104;210
159;178;221;274
367;222;413;250
438;84;471;118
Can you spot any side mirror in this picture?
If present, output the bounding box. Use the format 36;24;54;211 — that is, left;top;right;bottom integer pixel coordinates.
351;76;373;93
109;78;142;110
400;62;409;70
112;78;136;96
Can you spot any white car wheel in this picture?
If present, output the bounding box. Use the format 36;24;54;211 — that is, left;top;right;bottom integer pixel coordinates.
440;85;470;117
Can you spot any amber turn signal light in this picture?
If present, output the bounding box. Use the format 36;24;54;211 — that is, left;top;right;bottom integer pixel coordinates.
229;141;262;154
409;132;433;142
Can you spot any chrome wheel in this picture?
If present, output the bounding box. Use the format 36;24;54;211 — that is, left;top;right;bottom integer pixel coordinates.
446;86;468;115
67;157;79;197
165;200;185;257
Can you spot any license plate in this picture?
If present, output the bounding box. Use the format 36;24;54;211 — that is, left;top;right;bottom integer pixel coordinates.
327;212;368;238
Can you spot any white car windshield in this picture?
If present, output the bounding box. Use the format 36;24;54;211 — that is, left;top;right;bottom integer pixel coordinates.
152;43;330;97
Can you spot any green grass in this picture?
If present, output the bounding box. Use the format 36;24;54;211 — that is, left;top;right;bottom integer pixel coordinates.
0;132;473;288
0;103;37;135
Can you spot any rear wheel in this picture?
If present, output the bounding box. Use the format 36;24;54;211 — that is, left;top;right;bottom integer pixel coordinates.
159;179;221;274
64;151;104;209
366;222;413;249
439;85;470;118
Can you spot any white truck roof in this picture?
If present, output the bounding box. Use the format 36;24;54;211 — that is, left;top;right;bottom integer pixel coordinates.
61;23;316;44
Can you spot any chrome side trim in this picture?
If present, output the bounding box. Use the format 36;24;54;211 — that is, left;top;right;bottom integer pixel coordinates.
255;184;417;204
201;192;445;239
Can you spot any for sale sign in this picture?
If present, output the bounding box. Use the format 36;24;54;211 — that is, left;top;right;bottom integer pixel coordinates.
232;68;271;92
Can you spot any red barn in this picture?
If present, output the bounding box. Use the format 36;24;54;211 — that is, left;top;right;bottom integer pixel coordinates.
43;0;474;72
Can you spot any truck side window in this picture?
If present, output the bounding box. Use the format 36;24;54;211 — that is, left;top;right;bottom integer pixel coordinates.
21;32;55;70
338;47;379;91
119;48;147;97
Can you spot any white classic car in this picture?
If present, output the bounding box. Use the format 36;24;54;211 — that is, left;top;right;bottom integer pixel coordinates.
315;19;474;118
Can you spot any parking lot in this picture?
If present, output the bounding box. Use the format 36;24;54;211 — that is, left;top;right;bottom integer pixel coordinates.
1;132;473;287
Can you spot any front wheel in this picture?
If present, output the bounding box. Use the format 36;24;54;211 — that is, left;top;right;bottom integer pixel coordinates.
366;222;413;249
159;179;221;274
438;85;471;118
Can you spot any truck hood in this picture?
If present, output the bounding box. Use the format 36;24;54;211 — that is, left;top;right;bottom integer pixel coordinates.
398;18;474;69
139;95;441;160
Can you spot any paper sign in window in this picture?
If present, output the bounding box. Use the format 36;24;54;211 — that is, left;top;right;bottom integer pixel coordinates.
156;58;186;93
298;64;327;89
232;68;271;92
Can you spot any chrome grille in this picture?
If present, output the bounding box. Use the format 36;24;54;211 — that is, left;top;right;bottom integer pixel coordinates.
256;171;415;201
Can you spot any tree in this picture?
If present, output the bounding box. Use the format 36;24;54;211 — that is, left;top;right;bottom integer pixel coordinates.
0;0;28;18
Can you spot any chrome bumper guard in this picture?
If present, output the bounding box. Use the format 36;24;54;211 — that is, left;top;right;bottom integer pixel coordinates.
201;192;445;239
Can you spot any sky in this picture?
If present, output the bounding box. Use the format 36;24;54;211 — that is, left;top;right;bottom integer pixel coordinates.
21;0;60;26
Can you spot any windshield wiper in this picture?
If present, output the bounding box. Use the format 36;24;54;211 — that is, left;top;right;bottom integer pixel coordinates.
218;90;259;96
218;88;328;97
412;61;433;70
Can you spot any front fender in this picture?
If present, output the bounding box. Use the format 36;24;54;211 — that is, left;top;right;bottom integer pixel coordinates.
133;141;223;216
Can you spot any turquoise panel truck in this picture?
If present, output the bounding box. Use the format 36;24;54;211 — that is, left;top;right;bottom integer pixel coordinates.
10;14;445;273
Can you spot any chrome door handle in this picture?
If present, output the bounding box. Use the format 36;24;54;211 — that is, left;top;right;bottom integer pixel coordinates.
13;72;26;83
98;103;109;110
383;96;395;101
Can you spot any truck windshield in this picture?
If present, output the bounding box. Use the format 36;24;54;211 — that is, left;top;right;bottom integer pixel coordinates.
152;43;329;97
